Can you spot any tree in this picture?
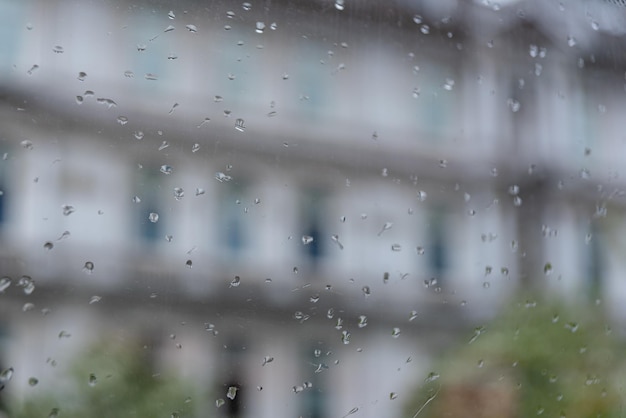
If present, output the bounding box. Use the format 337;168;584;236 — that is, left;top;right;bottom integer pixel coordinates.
8;338;197;418
405;296;626;418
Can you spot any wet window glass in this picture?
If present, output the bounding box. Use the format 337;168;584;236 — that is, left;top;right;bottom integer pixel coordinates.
2;0;626;417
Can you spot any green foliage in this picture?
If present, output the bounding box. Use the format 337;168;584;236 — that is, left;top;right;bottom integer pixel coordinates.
405;297;626;418
9;339;196;418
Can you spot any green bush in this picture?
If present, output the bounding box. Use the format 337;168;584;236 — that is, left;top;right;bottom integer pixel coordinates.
405;297;626;418
8;338;196;418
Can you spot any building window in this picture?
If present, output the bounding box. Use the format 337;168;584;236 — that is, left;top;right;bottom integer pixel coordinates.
217;182;248;257
300;189;326;264
427;210;448;283
134;168;163;245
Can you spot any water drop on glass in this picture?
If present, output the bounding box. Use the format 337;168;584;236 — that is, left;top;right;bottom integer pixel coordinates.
19;276;35;295
262;356;274;366
0;367;14;383
185;24;197;32
28;377;38;386
255;22;265;33
83;261;94;274
341;330;351;344
145;73;158;81
392;327;401;338
88;373;97;386
62;205;75;216
148;212;159;223
160;165;173;174
0;277;11;292
52;45;64;53
362;286;370;297
192;143;200;153
168;10;175;19
89;295;101;304
215;172;232;182
216;399;225;408
117;116;128;125
544;262;553;275
235;118;245;132
358;315;367;328
391;244;402;252
230;275;241;287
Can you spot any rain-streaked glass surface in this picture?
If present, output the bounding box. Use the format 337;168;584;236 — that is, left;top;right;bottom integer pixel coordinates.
2;0;626;417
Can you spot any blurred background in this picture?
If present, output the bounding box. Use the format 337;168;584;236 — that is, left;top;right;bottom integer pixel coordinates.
1;0;626;417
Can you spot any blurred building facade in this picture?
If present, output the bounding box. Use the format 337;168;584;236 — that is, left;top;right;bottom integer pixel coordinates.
1;0;626;417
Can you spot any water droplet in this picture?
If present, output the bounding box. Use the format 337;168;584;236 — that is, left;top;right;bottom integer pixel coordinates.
89;295;101;304
413;14;423;24
185;24;198;33
226;386;238;400
148;212;159;223
26;64;40;76
334;317;343;329
195;188;205;196
235;118;245;132
391;244;402;252
443;78;455;91
160;165;173;175
293;385;304;394
270;22;278;30
52;45;64;53
508;98;521;112
513;196;523;207
145;73;159;81
544;262;552;275
591;20;599;31
42;241;54;251
420;24;430;35
262;356;274;366
117;116;129;125
567;36;576;47
173;187;184;201
0;277;11;292
409;310;418;321
416;246;425;255
164;25;175;33
377;222;393;236
242;2;252;10
255;21;265;33
200;323;217;336
358;315;368;328
191;143;200;153
83;261;94;274
331;234;344;250
97;97;117;108
167;10;175;19
215;172;232;182
390;392;398;400
0;367;14;383
21;140;34;150
327;308;335;319
18;275;35;295
215;398;225;408
344;407;359;417
335;0;345;10
28;377;38;386
341;330;351;344
565;322;579;333
230;275;241;287
392;327;401;338
362;286;371;297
